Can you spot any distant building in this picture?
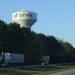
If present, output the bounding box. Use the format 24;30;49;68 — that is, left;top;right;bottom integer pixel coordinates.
12;10;37;29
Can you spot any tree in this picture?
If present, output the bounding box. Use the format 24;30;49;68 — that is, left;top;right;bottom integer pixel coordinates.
0;19;75;64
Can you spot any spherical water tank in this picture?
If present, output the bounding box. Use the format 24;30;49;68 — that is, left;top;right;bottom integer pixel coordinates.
12;10;37;28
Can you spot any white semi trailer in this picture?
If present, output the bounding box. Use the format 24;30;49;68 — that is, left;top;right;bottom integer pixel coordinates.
0;52;24;66
4;53;24;64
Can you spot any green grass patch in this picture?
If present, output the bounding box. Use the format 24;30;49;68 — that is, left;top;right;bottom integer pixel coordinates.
0;65;75;75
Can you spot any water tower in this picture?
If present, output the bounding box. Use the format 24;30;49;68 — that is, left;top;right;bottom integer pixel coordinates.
12;10;37;29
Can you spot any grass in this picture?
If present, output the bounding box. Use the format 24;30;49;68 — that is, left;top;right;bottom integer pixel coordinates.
0;68;32;75
0;64;75;75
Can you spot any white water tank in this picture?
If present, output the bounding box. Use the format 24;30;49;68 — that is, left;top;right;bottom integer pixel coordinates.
12;10;37;29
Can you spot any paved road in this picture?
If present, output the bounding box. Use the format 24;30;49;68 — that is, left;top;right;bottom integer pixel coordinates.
49;69;75;75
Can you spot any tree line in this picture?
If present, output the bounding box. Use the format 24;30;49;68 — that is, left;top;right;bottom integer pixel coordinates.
0;19;75;64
